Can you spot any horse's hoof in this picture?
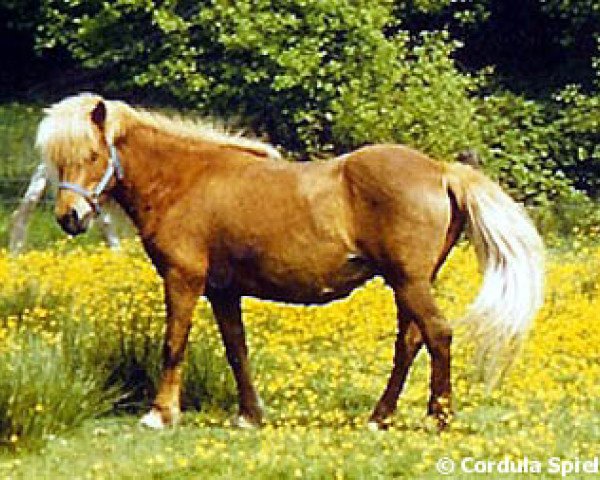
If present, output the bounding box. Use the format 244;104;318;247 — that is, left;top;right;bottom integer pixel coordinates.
367;421;382;432
367;418;391;431
140;409;166;429
423;413;452;432
436;415;452;431
140;408;180;430
232;414;261;430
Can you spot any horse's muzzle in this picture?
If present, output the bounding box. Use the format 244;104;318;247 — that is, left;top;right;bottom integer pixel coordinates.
57;209;91;236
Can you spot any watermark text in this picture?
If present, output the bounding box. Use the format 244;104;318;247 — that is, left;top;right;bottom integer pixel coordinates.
436;456;599;477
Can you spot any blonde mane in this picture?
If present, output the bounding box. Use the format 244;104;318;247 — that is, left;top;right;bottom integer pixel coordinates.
36;92;281;167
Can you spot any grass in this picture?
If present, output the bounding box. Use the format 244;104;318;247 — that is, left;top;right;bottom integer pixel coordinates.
0;205;76;250
0;240;597;478
0;333;118;449
0;390;598;479
0;416;446;479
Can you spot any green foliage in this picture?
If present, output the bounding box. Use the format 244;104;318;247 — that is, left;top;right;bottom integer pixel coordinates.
331;31;484;160
540;0;600;48
393;0;490;25
33;0;596;206
532;193;600;245
35;1;480;156
549;85;600;197
471;84;600;202
473;92;573;204
0;0;595;215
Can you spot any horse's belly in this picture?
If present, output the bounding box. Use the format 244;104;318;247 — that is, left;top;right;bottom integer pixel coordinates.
208;249;376;304
237;268;375;304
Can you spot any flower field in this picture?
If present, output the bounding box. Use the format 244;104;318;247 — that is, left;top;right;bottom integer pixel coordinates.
0;238;598;479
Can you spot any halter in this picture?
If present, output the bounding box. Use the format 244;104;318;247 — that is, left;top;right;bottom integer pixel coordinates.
58;144;124;214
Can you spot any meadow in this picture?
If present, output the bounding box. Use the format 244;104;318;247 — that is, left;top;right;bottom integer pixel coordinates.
0;95;598;479
0;235;597;479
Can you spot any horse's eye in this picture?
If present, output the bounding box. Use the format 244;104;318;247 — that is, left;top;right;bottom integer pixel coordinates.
90;153;99;163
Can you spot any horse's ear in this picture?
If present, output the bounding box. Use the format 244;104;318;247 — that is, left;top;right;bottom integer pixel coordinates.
90;101;107;129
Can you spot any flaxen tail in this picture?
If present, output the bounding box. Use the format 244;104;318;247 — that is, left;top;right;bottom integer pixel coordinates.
445;163;545;389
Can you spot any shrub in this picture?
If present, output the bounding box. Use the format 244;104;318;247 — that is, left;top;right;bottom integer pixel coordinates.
330;30;484;160
548;85;600;198
472;91;575;205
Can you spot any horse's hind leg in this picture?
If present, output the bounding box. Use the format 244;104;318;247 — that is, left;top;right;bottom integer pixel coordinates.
369;320;423;429
208;290;263;428
373;280;453;429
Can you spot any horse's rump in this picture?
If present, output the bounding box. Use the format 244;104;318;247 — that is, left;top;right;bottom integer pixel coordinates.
341;145;456;281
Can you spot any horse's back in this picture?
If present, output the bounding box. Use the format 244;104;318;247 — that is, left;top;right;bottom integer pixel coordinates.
207;156;351;241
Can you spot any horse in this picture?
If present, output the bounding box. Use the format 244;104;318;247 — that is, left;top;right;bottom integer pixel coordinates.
36;93;544;430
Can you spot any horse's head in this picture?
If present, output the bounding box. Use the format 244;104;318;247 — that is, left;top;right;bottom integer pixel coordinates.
36;94;122;236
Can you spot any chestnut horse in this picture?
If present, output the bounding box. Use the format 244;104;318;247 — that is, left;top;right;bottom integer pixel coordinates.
37;93;544;430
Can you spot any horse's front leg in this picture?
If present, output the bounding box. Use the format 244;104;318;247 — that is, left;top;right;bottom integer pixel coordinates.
208;290;263;428
141;267;205;429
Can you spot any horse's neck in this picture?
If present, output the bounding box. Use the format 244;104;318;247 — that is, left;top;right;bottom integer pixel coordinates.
112;128;209;236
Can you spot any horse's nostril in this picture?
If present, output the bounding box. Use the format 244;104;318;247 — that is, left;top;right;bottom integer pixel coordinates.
58;209;84;235
66;209;79;231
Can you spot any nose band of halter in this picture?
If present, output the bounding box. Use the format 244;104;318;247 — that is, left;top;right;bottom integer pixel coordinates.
58;144;124;214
